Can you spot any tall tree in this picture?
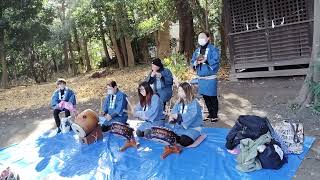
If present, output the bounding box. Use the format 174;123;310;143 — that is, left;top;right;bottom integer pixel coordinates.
110;25;124;68
82;38;91;72
125;35;135;67
0;28;9;89
157;21;171;59
60;0;72;73
0;1;10;88
175;0;195;62
72;25;84;65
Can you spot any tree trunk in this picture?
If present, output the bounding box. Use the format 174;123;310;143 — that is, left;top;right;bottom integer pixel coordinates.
28;48;40;83
124;36;135;67
157;21;171;59
72;25;84;66
204;0;209;32
294;0;320;109
120;36;128;67
97;9;111;63
140;37;150;63
0;28;9;89
101;32;111;63
110;26;124;68
175;0;195;62
68;38;77;75
190;0;206;31
154;31;159;58
36;54;47;82
63;40;71;73
61;0;71;73
52;52;58;72
12;57;18;82
82;38;91;72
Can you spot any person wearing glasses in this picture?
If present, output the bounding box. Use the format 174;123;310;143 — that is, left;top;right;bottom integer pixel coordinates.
133;81;165;138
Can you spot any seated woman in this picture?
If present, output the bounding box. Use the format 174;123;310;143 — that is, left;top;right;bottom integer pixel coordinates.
134;81;165;138
167;82;203;147
100;81;128;132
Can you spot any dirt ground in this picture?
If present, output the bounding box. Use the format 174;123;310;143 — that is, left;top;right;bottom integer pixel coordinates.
0;69;319;179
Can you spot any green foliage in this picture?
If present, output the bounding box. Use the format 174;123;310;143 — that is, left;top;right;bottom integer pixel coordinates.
88;39;104;69
1;0;56;84
163;53;191;81
134;0;175;37
311;82;320;112
1;0;225;86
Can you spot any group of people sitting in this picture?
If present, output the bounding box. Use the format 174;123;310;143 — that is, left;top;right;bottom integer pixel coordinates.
51;31;221;147
51;79;202;147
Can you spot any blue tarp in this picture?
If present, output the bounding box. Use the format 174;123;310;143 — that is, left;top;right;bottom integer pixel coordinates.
0;128;315;180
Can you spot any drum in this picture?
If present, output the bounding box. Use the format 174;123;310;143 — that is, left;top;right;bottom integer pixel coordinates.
110;122;134;140
72;109;99;138
150;126;177;145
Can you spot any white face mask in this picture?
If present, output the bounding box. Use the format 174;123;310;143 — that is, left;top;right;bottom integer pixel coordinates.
107;89;114;95
178;92;186;99
178;87;186;99
198;38;208;46
59;84;66;90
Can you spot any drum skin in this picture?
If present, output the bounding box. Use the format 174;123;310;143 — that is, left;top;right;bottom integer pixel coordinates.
74;109;99;137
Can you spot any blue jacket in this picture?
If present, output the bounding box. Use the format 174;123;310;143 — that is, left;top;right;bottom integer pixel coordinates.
191;44;220;77
146;68;173;103
134;94;165;122
191;44;220;96
103;90;128;122
165;99;203;140
51;87;76;109
171;99;203;129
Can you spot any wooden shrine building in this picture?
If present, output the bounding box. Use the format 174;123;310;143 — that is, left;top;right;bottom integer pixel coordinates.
224;0;314;79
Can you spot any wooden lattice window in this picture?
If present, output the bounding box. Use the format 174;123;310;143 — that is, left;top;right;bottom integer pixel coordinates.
230;0;308;33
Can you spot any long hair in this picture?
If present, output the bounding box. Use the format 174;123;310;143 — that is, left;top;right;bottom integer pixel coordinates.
177;82;195;104
138;81;154;107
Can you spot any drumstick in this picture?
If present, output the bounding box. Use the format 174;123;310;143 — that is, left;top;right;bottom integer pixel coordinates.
163;98;172;117
98;91;105;115
100;96;104;115
124;97;135;117
126;97;134;110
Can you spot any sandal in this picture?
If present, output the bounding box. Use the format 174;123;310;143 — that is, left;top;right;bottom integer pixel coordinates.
204;115;213;121
210;118;219;123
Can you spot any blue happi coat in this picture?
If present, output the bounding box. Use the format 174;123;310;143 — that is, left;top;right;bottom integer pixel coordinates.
166;99;203;140
51;87;76;109
146;68;173;103
100;90;128;126
134;94;165;131
191;44;220;96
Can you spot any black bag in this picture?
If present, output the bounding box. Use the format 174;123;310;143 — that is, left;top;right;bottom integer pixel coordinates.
226;115;269;150
258;140;287;169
